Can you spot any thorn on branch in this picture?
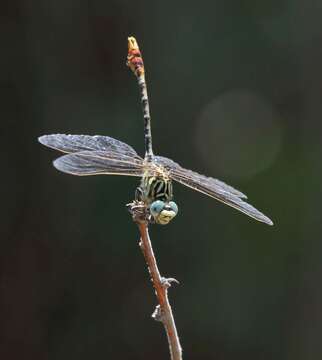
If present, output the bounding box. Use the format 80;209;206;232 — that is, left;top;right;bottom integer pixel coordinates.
152;305;163;322
161;277;180;289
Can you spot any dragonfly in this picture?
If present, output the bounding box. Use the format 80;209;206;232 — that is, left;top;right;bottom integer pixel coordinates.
38;37;273;226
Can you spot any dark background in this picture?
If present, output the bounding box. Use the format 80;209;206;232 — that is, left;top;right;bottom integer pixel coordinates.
2;1;322;359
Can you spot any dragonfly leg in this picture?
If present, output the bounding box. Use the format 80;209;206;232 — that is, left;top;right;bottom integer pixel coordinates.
135;186;144;201
131;187;155;225
126;198;150;224
148;212;156;224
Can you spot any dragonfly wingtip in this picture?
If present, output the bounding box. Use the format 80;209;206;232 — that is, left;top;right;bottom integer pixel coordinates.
38;135;47;144
52;158;59;170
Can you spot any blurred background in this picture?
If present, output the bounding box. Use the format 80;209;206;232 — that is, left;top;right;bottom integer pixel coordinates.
1;0;322;359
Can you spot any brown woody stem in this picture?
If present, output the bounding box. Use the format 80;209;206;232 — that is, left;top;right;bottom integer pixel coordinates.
136;220;183;360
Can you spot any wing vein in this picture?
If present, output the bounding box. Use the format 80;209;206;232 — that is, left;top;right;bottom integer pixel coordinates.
53;150;144;177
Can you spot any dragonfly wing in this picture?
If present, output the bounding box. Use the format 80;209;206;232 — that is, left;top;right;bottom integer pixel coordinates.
39;134;138;157
53;150;144;177
154;156;273;225
154;156;247;199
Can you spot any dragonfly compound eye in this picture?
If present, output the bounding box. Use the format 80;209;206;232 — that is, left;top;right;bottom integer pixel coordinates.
150;200;178;225
150;200;165;217
168;201;178;215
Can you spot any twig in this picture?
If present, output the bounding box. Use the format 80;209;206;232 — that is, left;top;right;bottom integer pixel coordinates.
128;201;182;360
138;222;182;360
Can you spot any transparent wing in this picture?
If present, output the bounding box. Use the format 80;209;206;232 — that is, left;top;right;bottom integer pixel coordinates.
154;156;273;225
38;134;138;157
153;156;247;198
53;150;144;177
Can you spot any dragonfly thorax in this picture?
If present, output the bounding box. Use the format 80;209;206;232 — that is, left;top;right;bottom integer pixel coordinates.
141;175;173;203
140;175;178;225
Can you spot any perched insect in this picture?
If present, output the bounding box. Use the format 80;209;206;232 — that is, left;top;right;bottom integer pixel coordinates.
38;37;273;226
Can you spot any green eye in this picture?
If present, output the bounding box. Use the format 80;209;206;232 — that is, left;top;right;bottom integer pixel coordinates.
168;201;178;215
150;200;165;217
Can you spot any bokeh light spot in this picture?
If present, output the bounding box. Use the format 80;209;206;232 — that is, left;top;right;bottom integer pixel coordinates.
195;89;282;179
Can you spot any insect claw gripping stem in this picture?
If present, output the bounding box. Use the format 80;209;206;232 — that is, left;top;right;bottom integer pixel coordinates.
126;200;149;224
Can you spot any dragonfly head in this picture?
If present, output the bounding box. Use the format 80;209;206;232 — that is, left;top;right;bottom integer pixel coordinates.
150;200;178;225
